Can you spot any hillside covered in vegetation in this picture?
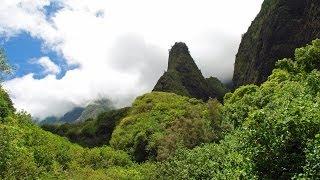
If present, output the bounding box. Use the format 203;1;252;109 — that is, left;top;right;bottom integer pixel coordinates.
233;0;320;88
1;40;320;179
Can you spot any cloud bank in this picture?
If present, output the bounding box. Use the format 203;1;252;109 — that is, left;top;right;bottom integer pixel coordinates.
0;0;264;119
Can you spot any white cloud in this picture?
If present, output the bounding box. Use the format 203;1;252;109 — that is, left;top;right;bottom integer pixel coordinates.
0;0;264;119
36;56;61;75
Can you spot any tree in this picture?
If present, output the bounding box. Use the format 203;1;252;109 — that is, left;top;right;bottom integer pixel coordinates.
0;48;12;81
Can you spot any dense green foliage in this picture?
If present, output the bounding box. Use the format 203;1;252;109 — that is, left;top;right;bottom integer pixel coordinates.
152;39;320;179
110;92;225;162
157;133;255;179
0;103;155;179
296;134;320;179
224;39;320;178
42;107;130;147
0;87;14;119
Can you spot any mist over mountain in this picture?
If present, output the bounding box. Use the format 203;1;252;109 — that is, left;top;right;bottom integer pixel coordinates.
40;98;114;124
76;98;114;122
39;107;84;125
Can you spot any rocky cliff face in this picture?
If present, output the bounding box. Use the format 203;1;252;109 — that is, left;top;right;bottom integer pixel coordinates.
233;0;320;88
153;42;227;101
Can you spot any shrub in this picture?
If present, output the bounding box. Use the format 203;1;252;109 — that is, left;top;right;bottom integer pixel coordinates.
223;39;320;179
110;92;221;162
296;134;320;179
0;112;134;179
157;133;256;180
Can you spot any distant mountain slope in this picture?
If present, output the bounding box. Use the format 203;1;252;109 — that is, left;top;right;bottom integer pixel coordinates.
40;107;85;125
40;116;59;125
206;77;229;100
153;42;227;101
76;98;114;122
60;107;85;123
233;0;320;88
40;98;114;125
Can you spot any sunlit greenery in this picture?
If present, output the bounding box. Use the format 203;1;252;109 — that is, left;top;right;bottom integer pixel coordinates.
110;92;225;162
223;39;320;179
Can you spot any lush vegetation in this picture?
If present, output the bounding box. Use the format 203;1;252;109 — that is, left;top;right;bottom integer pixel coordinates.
42;107;130;147
0;104;156;179
1;40;320;179
110;92;226;162
154;39;320;179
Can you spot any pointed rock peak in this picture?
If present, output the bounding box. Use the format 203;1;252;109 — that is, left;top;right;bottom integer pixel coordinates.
154;42;228;101
168;42;195;71
169;42;190;56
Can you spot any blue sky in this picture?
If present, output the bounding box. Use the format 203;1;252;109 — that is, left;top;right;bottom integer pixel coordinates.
1;32;68;79
43;1;63;18
0;2;69;80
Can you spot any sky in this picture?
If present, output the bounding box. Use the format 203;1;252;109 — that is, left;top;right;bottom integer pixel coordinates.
0;0;264;120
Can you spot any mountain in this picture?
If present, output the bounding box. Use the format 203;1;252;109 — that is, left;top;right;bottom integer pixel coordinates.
153;42;228;101
233;0;320;88
40;107;85;125
40;98;113;125
60;107;85;123
40;116;59;125
76;98;114;122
